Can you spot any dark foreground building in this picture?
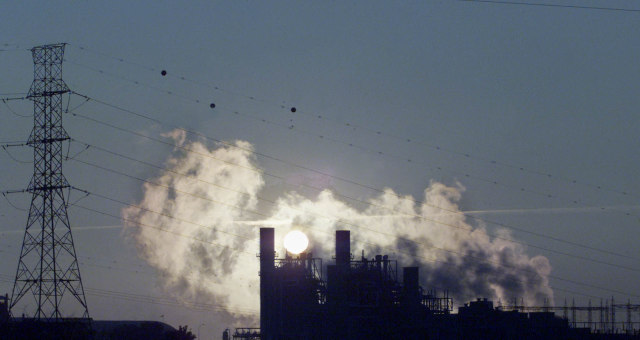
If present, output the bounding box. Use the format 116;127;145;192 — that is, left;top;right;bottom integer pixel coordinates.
1;287;190;339
0;318;183;340
230;227;640;340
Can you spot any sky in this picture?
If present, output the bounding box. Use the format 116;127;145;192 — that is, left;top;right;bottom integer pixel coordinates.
1;0;639;337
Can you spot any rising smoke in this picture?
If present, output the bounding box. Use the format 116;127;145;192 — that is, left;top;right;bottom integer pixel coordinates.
122;130;553;321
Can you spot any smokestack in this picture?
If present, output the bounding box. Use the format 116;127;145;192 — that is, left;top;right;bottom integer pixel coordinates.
335;230;350;267
260;228;275;340
383;255;388;277
403;267;420;304
329;230;351;339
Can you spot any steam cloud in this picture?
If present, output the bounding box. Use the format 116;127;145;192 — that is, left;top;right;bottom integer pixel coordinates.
122;130;553;320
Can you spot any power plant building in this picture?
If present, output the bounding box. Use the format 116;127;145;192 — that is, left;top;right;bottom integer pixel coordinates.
229;228;640;339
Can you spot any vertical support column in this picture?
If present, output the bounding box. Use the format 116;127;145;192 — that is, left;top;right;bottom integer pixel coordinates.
335;230;350;267
587;299;593;331
600;299;604;332
605;299;610;332
572;299;576;328
612;296;616;333
328;230;350;339
627;300;631;334
403;267;419;304
259;228;275;340
382;255;388;278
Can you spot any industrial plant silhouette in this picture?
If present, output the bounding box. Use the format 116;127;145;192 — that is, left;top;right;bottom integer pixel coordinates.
1;43;639;340
220;228;640;340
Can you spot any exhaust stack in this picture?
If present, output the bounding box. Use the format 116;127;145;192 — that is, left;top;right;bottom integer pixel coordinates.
260;228;275;340
335;230;350;266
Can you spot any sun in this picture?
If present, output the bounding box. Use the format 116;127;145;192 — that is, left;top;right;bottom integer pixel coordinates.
283;230;309;254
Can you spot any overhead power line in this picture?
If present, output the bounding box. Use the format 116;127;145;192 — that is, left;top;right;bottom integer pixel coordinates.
84;287;259;315
65;45;639;204
0;242;158;277
0;273;258;315
63;152;639;299
458;0;640;12
226;103;639;214
69;200;614;300
2;155;629;300
1;99;30;118
70;137;640;273
72;203;255;257
66;97;639;262
0;43;626;302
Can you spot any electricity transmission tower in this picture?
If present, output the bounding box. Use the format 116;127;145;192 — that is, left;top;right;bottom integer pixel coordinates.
9;43;89;320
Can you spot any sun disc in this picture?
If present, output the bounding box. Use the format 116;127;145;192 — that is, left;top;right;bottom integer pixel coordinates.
283;230;309;254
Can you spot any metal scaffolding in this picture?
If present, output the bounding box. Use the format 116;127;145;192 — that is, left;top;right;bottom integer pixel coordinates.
498;297;640;334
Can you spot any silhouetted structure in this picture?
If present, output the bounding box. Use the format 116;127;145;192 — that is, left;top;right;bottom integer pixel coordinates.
231;328;261;340
9;43;89;320
498;298;640;334
231;228;640;339
258;228;452;339
91;320;181;340
0;319;185;340
0;317;92;340
0;294;8;323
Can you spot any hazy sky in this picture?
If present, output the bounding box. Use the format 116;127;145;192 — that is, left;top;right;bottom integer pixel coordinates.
1;1;639;337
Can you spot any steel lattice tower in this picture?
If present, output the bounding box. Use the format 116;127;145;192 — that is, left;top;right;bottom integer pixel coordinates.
10;43;89;320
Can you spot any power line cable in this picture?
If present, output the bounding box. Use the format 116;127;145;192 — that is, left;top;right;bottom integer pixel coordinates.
0;140;27;145
0;241;163;278
0;209;621;303
83;287;259;315
214;111;638;219
0;272;258;315
66;101;639;261
0;43;27;52
457;0;640;13
66;155;640;298
68;45;257;102
71;138;640;273
66;45;639;203
1;44;624;298
1;145;31;164
63;60;640;224
72;203;255;257
1;99;30;118
73;185;255;243
0;96;26;101
1;192;27;211
70;200;610;300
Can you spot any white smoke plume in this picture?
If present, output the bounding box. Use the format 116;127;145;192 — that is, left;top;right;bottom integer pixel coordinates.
122;131;553;321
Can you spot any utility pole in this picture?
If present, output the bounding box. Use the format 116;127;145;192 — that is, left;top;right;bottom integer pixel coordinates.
9;43;89;320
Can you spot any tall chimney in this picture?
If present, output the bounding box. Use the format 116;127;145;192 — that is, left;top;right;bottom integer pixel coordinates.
403;267;420;304
383;255;389;277
260;228;275;339
335;230;350;267
329;231;350;339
